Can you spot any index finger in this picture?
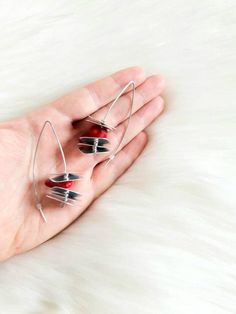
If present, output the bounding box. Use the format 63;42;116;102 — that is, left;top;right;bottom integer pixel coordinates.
49;66;146;120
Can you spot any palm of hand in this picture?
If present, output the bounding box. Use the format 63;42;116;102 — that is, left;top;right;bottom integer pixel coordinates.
0;67;165;261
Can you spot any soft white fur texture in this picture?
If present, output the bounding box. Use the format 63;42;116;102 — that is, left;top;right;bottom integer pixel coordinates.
0;1;235;313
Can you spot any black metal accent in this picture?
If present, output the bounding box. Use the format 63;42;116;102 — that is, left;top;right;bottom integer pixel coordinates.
50;173;81;183
79;137;109;146
50;187;81;201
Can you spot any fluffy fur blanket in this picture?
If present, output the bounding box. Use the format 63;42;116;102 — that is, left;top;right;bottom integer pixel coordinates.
0;1;235;313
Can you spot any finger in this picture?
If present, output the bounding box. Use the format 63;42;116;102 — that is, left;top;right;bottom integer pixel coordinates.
85;96;164;166
72;75;165;132
92;132;148;198
33;67;146;122
26;67;147;164
111;96;164;152
64;96;164;169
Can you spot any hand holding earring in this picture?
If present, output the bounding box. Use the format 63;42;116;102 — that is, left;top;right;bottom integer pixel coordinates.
0;67;165;261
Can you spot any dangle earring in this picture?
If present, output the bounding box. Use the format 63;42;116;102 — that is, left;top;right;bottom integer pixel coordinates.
32;121;81;222
75;80;135;162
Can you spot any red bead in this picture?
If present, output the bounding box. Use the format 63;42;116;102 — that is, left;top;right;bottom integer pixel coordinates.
58;181;73;189
87;125;108;138
45;179;55;188
45;179;73;189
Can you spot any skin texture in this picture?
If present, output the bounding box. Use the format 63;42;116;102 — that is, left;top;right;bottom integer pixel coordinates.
0;67;165;261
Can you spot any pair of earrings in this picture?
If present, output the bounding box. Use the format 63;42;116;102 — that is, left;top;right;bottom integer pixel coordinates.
33;81;135;222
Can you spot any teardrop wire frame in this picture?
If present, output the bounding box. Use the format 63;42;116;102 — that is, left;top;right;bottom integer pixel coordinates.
83;81;135;161
32;120;68;223
104;80;135;164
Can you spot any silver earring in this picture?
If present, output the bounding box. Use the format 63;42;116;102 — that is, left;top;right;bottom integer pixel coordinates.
32;121;81;222
76;81;135;162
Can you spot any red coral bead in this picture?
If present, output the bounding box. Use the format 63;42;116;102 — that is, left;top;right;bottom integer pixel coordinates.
45;179;55;188
45;179;73;189
87;125;108;138
58;181;73;189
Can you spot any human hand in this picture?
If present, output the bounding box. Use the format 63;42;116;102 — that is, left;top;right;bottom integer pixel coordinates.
0;67;165;261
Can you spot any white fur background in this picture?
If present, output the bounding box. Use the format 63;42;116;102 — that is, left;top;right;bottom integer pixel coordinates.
0;1;235;313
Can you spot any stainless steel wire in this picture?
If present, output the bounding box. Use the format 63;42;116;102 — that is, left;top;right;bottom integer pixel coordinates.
32;120;67;222
103;80;135;163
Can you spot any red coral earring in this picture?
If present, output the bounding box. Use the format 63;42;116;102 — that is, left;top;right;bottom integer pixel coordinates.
74;81;135;161
32;121;81;222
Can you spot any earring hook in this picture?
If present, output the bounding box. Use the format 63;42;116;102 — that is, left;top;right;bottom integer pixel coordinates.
32;120;68;222
77;81;135;159
104;80;135;164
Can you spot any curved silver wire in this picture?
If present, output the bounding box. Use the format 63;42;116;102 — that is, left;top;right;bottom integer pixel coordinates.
79;81;135;159
102;80;135;163
32;120;67;222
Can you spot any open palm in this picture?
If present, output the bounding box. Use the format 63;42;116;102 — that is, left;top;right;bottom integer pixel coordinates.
0;67;165;261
